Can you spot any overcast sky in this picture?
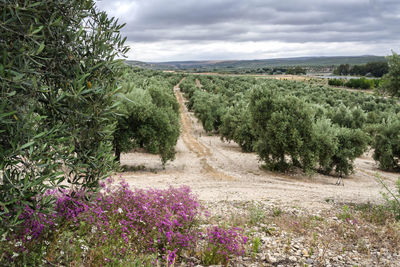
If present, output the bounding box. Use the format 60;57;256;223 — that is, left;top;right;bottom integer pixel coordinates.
96;0;400;62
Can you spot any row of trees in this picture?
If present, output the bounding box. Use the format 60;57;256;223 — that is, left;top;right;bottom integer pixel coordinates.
333;62;388;77
380;52;400;97
330;52;400;95
328;77;380;90
286;66;307;75
250;88;368;174
180;66;400;174
114;68;180;164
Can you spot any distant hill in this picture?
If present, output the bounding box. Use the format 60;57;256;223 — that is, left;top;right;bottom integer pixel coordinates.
125;55;386;72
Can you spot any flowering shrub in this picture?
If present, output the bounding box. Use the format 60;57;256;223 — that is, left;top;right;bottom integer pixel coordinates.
52;188;91;220
79;179;204;264
202;226;248;265
10;187;92;244
0;179;248;266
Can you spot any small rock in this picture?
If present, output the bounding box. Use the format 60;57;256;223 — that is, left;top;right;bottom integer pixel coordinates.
260;253;266;261
318;248;324;256
289;256;297;262
268;254;278;263
302;249;309;257
261;236;270;243
305;259;314;265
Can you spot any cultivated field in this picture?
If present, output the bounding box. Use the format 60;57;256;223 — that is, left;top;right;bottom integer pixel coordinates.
119;82;398;210
115;81;400;266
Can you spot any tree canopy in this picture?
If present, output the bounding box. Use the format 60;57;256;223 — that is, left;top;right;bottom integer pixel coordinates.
380;51;400;96
113;68;180;165
1;0;128;231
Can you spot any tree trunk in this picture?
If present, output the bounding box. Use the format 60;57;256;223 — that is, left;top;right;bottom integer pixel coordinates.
114;140;121;163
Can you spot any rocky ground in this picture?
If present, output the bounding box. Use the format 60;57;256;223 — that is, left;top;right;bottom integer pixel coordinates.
199;201;400;267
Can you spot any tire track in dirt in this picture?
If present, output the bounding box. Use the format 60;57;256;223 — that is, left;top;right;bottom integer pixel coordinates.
355;165;397;182
174;79;234;181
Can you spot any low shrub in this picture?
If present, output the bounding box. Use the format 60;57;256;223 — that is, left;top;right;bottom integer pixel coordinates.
329;78;379;90
345;78;375;89
0;179;248;266
328;78;345;87
201;226;247;265
377;175;400;221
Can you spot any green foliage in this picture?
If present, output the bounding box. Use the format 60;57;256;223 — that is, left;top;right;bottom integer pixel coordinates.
180;74;397;176
250;88;316;172
329;78;377;90
377;176;400;221
373;116;400;170
272;207;282;217
328;105;366;129
345;78;375;90
312;118;339;173
201;246;225;265
333;64;351;75
364;62;389;77
192;91;226;132
380;51;400;96
313;119;368;175
114;68;180;165
248;204;266;225
220;102;256;152
333;62;388;77
338;205;352;221
331;128;369;176
1;0;128;234
251;237;261;257
141;56;386;72
328;78;345;86
286;66;306;75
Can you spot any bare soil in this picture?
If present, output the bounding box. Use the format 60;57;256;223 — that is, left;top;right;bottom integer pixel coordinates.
118;82;398;212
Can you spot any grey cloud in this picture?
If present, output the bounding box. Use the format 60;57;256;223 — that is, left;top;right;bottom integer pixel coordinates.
96;0;400;52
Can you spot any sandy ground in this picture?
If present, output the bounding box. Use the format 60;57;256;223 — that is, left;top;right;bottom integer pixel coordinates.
117;81;399;212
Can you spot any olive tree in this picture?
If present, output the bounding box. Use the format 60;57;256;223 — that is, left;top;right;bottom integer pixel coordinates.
1;0;128;232
373;116;400;170
380;51;400;96
192;91;226;133
250;87;316;172
250;86;369;175
113;69;180;165
220;100;256;152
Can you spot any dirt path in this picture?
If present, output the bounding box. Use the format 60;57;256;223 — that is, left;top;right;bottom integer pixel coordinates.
175;79;234;181
195;79;202;88
118;81;399;211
